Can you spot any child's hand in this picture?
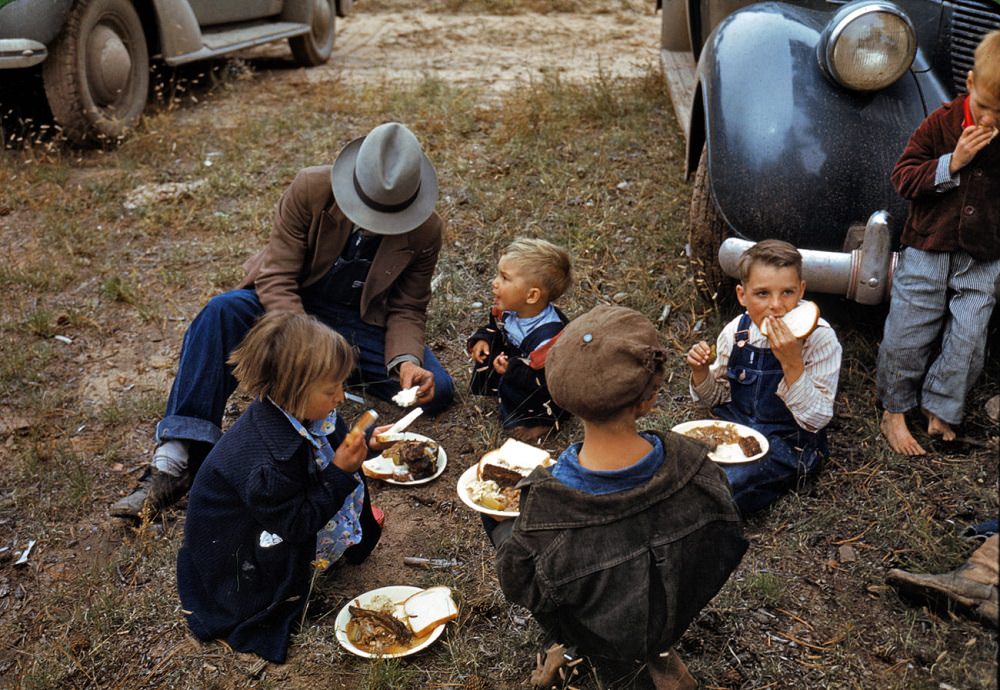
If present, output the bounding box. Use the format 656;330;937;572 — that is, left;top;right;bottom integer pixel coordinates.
951;124;996;173
367;424;394;452
470;339;490;363
686;341;714;385
493;352;509;375
764;315;805;385
333;432;368;473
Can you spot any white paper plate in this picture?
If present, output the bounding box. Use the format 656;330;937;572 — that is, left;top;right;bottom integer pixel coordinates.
334;585;447;658
363;433;447;486
456;464;521;518
671;420;769;464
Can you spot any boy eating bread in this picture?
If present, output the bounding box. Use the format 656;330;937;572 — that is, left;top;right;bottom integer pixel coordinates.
877;29;1000;456
686;239;843;515
489;305;746;689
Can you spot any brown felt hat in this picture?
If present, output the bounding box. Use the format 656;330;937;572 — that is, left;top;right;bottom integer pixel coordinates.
546;305;666;420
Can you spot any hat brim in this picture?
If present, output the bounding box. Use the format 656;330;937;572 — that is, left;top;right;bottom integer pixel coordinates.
330;135;439;236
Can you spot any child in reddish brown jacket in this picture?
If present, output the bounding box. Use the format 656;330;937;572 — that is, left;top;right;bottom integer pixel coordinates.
877;29;1000;456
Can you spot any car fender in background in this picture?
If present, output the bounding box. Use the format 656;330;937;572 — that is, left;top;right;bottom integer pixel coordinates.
659;0;1000;303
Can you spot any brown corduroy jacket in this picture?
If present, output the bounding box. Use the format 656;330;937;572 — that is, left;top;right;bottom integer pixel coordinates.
240;165;444;366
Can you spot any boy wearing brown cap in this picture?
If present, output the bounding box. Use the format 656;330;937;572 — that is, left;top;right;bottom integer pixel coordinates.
489;305;746;689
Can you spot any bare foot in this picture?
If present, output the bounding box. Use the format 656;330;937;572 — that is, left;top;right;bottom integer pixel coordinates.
924;409;957;441
880;411;926;456
529;644;583;688
647;650;697;690
509;425;551;443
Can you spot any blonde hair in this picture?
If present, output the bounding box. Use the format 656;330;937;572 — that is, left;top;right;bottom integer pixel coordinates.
500;237;572;301
973;30;1000;99
228;312;355;419
737;239;803;283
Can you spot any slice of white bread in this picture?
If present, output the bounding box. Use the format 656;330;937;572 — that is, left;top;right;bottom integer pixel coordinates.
361;456;409;481
477;438;552;486
392;386;420;407
396;586;459;638
759;300;820;339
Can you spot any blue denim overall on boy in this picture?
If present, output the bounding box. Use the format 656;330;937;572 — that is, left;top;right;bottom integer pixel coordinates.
713;314;827;514
155;234;453;450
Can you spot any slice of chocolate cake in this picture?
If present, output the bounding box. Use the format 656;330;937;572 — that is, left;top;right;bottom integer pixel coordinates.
738;435;762;458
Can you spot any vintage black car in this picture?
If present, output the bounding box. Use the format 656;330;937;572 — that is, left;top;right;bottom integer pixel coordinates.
658;0;1000;303
0;0;352;144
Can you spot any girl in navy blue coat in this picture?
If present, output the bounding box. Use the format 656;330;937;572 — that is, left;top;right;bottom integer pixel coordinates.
176;312;383;662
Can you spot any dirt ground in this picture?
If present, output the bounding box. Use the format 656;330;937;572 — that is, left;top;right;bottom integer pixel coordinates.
1;3;997;689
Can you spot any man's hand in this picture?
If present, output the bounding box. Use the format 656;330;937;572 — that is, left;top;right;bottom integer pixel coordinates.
765;315;805;385
470;339;490;364
686;340;713;386
492;352;509;376
951;124;996;173
333;431;368;473
399;360;435;405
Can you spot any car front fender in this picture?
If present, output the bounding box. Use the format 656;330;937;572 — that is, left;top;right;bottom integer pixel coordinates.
695;1;926;250
0;0;73;44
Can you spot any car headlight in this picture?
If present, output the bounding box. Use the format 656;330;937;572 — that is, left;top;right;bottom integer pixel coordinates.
818;1;916;91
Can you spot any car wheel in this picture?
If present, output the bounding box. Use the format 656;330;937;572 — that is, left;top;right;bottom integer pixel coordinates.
42;0;149;145
689;145;733;300
289;0;336;67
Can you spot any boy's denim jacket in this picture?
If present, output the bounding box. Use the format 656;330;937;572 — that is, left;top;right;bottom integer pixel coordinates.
493;431;747;661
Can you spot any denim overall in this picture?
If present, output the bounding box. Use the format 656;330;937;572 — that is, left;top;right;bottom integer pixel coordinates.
469;309;568;429
713;314;827;514
156;231;454;452
300;228;380;317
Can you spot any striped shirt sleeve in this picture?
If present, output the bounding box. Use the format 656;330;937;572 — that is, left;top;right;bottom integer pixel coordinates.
690;315;842;432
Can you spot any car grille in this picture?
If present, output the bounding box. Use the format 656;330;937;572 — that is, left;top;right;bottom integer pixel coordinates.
950;0;1000;94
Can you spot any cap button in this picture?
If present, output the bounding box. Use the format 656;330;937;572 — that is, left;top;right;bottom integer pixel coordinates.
582;333;593;343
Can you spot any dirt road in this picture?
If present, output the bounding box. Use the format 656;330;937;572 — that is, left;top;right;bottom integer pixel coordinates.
305;9;662;97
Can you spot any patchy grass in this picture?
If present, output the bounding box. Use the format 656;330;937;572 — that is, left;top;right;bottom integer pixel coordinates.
0;4;997;690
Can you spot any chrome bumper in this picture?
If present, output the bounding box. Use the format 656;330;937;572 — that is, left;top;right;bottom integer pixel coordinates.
0;39;47;68
718;211;898;305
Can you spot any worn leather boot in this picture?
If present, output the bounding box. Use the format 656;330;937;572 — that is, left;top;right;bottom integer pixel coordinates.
888;535;999;629
146;467;192;513
109;472;153;519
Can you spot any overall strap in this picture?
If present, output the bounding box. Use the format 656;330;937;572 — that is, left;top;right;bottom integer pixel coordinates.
734;313;752;348
520;320;566;354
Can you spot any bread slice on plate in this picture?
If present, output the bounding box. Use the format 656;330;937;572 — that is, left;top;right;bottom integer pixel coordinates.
760;300;820;339
477;438;552;488
361;456;409;481
396;586;459;638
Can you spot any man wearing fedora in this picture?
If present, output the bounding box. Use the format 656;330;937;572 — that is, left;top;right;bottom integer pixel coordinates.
111;122;455;519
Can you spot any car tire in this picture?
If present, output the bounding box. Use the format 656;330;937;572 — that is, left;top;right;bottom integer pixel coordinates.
289;0;336;67
42;0;149;146
689;145;733;300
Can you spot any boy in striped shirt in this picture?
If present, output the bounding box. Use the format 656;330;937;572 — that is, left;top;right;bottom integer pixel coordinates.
687;240;843;514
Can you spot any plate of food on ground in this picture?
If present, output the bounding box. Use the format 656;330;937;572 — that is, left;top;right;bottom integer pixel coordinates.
362;433;447;485
457;438;553;518
334;585;459;658
671;420;768;463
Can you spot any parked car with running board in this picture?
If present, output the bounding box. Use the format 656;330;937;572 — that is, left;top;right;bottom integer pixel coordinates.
0;0;353;144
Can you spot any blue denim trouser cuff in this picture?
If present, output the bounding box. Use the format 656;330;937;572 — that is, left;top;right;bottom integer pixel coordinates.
156;415;223;446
